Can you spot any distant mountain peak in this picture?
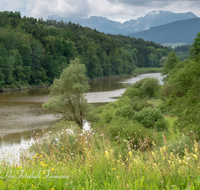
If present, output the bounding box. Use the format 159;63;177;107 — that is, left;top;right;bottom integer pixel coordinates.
146;10;162;15
47;11;198;35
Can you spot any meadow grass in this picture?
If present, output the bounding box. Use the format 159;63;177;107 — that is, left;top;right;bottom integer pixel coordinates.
147;98;163;108
0;122;200;190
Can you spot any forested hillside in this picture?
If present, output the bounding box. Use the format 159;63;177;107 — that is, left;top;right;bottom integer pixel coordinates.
0;11;169;90
129;18;200;45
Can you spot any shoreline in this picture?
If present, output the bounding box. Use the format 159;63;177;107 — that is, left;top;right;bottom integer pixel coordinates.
0;68;162;92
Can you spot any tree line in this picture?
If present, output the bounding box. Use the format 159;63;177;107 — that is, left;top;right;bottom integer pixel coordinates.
0;11;169;90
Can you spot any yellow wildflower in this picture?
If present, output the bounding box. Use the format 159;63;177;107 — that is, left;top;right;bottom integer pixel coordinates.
151;151;155;157
193;154;198;160
62;148;65;150
35;153;39;156
112;168;116;170
39;155;43;158
128;151;132;157
18;166;22;169
51;168;55;171
105;151;109;158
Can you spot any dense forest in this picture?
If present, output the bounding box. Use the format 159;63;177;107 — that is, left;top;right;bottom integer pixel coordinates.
0;11;169;90
174;44;192;60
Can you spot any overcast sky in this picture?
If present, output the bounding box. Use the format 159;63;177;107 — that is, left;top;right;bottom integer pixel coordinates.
0;0;200;23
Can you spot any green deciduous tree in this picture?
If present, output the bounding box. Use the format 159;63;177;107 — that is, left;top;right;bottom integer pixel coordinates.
42;58;91;128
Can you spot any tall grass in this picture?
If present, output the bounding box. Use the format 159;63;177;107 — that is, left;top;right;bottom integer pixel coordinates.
1;122;200;189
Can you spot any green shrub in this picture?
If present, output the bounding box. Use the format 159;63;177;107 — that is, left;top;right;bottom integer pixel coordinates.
123;87;142;98
134;107;168;131
115;105;135;119
139;77;159;98
106;116;154;151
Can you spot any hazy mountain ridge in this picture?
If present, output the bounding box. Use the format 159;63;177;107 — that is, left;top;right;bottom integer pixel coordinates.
48;11;198;35
129;18;200;45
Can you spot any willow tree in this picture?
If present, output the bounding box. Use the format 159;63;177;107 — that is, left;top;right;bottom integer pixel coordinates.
42;58;90;129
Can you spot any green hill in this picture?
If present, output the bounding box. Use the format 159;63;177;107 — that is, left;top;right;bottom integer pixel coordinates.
0;11;169;90
129;18;200;44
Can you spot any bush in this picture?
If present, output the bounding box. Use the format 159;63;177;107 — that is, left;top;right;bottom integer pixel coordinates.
139;77;159;98
115;105;135;119
106;116;154;151
123;87;142;98
134;107;168;131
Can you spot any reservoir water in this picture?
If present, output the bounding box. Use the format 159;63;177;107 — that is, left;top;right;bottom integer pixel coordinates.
0;73;163;161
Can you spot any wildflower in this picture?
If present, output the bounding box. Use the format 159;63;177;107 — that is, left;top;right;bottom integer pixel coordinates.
52;188;54;190
105;151;109;156
51;168;55;171
39;155;43;158
49;131;52;134
42;171;46;174
18;166;22;169
112;168;116;170
151;151;155;157
183;161;188;165
35;153;39;156
128;151;132;157
62;148;65;150
32;184;34;187
193;154;198;160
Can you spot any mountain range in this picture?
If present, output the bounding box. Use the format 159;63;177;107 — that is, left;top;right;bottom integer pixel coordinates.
129;18;200;45
48;11;197;35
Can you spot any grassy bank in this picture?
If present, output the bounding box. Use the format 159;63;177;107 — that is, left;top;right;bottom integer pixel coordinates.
1;77;199;189
132;67;162;76
1;123;200;189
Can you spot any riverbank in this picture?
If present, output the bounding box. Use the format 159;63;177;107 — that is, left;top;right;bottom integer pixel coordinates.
0;67;162;92
0;84;50;92
2;96;199;189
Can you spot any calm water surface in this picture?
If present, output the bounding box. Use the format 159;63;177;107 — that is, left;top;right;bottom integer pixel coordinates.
0;73;163;161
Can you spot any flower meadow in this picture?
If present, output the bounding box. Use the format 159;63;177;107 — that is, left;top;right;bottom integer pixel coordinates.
1;122;200;190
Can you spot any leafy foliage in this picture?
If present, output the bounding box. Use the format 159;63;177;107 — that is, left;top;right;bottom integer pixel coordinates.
160;32;200;135
0;11;169;90
134;107;168;131
42;58;91;128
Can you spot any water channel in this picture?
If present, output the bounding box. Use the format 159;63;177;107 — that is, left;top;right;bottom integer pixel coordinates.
0;73;163;162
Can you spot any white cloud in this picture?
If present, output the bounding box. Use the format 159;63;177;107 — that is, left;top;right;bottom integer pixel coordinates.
0;0;26;11
25;0;91;18
0;0;199;21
